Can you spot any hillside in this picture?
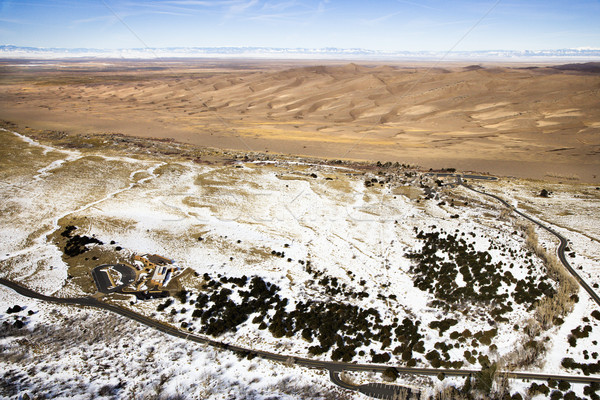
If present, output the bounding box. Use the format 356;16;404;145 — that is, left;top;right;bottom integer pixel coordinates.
1;127;599;399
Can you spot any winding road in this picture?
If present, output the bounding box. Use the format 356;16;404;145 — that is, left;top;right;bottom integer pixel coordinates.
1;274;599;400
460;178;600;308
1;173;600;398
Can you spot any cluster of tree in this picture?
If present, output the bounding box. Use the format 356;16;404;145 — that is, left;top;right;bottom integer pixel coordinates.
584;382;600;400
5;305;22;314
567;324;593;347
61;225;103;257
156;298;174;312
406;229;553;319
390;318;424;367
136;290;168;300
513;277;555;310
429;318;458;335
561;357;600;375
193;276;285;337
2;318;24;329
364;177;386;187
528;381;585;400
424;344;467;369
304;263;369;299
270;250;287;258
159;273;428;364
277;299;385;363
219;275;248;287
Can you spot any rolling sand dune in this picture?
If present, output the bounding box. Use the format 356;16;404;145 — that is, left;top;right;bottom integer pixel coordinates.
1;60;599;181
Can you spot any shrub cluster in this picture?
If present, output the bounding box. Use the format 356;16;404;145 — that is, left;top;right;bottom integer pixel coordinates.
160;273;426;364
406;229;550;318
305;263;369;299
61;225;103;257
561;357;600;375
5;305;23;314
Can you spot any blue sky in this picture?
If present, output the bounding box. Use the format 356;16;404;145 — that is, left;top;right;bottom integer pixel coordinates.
1;0;599;51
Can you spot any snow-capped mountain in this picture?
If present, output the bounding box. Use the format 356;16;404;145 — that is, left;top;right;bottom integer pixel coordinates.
1;45;600;60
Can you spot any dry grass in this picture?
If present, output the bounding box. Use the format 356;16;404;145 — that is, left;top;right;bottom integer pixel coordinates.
545;172;581;181
48;216;127;294
500;223;579;371
393;186;422;201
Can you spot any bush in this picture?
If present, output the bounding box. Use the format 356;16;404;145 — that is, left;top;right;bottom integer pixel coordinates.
558;380;571;391
563;392;579;400
528;383;550;396
550;390;563;400
371;351;391;363
382;367;399;381
6;305;22;314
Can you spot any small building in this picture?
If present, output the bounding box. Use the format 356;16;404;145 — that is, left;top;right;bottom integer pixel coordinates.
134;254;154;270
150;266;169;287
134;253;179;288
146;254;173;265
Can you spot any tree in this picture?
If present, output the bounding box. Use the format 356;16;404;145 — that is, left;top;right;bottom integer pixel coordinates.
540;189;550;198
383;367;399;382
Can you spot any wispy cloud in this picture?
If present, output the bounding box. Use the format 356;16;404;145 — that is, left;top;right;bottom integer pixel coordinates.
261;1;299;12
163;0;239;6
242;1;328;24
0;16;54;27
71;7;191;27
105;0;326;25
0;17;28;24
71;14;120;26
360;11;404;26
228;0;260;14
396;0;440;11
246;9;312;23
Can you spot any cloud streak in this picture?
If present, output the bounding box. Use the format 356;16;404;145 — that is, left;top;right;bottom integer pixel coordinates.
396;0;440;11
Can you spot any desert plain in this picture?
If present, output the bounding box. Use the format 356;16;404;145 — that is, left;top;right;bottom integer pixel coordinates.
1;59;599;182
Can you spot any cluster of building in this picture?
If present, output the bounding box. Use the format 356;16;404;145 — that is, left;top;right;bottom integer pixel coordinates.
133;254;179;289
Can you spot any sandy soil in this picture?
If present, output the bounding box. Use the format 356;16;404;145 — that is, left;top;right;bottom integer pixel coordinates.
1;59;599;182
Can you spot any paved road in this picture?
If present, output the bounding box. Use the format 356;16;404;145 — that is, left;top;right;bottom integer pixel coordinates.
1;276;599;400
2;177;600;397
461;179;600;309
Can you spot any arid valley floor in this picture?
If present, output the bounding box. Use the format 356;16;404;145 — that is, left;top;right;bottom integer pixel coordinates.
1;60;599;181
1;60;600;400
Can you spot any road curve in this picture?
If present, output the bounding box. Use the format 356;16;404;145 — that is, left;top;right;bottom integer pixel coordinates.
1;277;599;392
461;180;600;309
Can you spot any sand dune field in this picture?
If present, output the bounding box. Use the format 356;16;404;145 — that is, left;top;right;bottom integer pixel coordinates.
1;59;598;181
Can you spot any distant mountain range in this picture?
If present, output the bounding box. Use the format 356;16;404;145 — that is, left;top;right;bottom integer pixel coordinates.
1;45;600;60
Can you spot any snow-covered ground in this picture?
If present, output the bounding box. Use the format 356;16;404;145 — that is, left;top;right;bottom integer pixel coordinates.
0;285;346;400
1;128;599;399
483;178;600;291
